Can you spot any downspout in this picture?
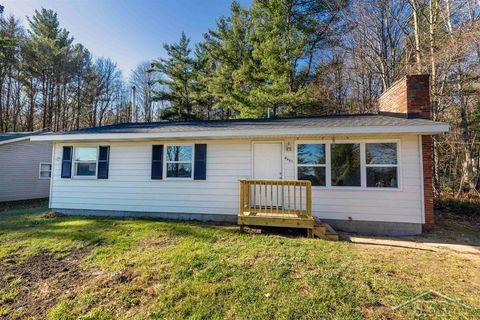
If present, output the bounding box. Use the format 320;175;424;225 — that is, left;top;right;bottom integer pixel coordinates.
418;135;425;224
48;142;55;209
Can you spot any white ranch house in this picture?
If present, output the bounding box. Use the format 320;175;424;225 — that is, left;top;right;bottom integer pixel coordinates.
31;75;448;236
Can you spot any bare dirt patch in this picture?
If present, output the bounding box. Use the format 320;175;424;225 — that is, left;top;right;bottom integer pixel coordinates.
0;247;92;319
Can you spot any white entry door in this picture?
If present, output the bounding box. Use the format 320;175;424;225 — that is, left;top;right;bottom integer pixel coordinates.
253;142;283;179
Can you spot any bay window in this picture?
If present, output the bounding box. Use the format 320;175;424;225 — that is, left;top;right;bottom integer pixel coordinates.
296;141;399;189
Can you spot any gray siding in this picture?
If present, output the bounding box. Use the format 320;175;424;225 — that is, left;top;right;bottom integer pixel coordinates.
0;140;51;202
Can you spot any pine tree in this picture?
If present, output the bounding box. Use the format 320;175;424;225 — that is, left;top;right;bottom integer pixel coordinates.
25;9;73;129
191;45;216;119
196;0;347;118
199;2;254;118
247;0;347;117
153;32;196;120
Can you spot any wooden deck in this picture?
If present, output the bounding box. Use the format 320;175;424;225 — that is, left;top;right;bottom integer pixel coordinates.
237;179;338;240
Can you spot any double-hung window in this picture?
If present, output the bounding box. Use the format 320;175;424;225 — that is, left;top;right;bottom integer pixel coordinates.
296;144;326;186
165;145;193;178
365;143;398;188
74;147;98;177
39;163;52;179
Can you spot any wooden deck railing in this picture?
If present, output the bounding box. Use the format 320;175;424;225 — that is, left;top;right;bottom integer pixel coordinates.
239;179;312;218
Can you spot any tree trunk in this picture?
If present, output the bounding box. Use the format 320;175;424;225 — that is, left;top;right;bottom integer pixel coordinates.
0;74;4;132
13;71;21;131
428;0;440;194
408;0;422;72
42;77;47;129
5;69;12;132
76;78;81;130
28;82;35;132
457;68;476;193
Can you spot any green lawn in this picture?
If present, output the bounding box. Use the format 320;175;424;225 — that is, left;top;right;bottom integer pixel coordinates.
0;201;479;319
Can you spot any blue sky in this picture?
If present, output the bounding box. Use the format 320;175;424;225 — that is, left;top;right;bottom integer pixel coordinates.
2;0;251;78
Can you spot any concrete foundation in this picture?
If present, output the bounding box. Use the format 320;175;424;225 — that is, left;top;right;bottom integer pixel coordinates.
53;208;422;236
53;208;237;223
323;219;422;236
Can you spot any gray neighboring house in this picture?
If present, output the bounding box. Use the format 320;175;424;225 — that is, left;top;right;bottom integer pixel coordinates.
0;133;52;202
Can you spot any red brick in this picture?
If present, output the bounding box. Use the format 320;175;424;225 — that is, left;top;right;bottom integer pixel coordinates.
379;75;434;226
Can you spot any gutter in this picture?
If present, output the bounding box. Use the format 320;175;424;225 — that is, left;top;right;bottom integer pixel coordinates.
0;130;47;145
30;124;449;142
0;136;33;146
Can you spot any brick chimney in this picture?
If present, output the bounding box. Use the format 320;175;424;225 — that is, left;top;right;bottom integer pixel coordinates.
378;74;431;119
378;75;434;226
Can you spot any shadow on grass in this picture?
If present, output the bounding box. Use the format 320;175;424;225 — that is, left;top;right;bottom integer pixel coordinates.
7;202;479;251
0;198;48;212
0;207;331;259
0;208;244;251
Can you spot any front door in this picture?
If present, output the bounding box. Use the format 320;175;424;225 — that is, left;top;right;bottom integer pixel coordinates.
252;142;283;210
253;142;283;179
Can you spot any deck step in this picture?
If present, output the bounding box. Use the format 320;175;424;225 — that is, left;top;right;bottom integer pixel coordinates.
312;219;339;241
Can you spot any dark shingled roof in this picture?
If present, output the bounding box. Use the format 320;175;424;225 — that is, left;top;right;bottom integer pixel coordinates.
55;114;444;135
0;132;40;143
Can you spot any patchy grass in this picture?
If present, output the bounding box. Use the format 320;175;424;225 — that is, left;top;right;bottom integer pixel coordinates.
0;201;479;319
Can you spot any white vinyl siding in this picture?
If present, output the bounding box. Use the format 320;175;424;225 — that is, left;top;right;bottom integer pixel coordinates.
51;140;251;215
50;135;423;224
287;136;421;223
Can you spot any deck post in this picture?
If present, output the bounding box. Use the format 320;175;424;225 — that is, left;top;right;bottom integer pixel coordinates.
306;181;312;218
307;228;313;238
237;179;314;230
239;180;245;216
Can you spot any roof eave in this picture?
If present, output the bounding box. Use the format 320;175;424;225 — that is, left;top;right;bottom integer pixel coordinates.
30;124;449;142
0;136;33;145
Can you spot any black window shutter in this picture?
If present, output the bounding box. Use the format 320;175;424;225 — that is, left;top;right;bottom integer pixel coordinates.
151;145;163;179
194;144;207;180
61;146;73;178
97;146;110;179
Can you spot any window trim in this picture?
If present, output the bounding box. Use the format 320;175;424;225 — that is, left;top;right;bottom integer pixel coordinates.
330;142;363;188
73;145;99;179
38;162;52;179
296;143;327;186
294;139;402;191
365;142;399;188
163;143;195;180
